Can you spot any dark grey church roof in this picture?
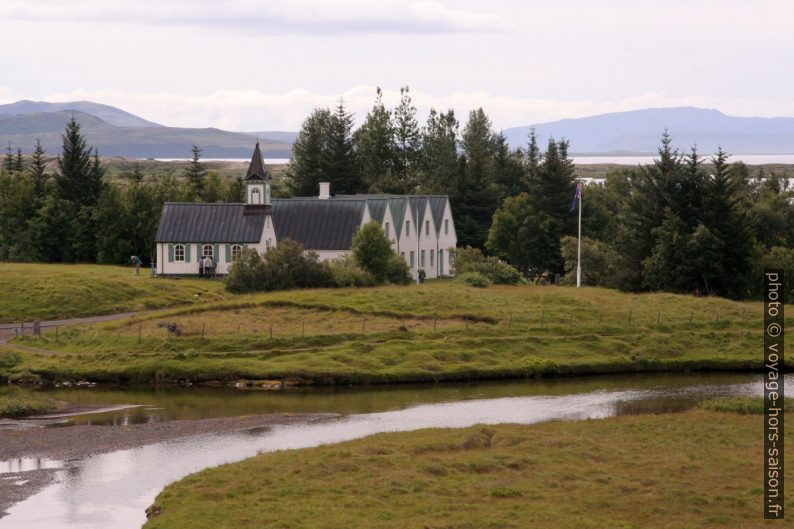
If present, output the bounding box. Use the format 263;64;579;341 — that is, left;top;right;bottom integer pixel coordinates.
272;199;366;250
366;198;388;223
156;203;265;243
245;142;270;181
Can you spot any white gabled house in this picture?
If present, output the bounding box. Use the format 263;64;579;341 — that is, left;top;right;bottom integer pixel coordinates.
155;143;457;279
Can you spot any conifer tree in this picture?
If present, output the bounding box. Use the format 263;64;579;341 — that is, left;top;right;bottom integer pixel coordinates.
3;143;13;172
29;139;48;197
419;108;458;194
353;88;395;192
55;117;96;207
13;148;23;173
286;108;332;196
185;144;206;195
390;86;421;193
322;99;358;194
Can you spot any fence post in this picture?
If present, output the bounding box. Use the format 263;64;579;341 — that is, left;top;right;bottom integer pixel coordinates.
362;318;366;333
201;322;206;339
657;311;660;327
301;317;305;338
540;311;545;329
433;314;437;331
507;312;512;329
33;320;40;337
269;323;273;339
628;310;632;326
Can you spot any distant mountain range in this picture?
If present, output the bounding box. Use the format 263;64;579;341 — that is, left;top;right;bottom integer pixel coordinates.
503;107;794;155
0;100;295;158
1;101;793;158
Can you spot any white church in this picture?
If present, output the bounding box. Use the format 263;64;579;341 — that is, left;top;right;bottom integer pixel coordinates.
155;143;458;280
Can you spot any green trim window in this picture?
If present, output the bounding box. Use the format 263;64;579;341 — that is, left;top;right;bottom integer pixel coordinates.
231;244;242;261
174;244;185;262
202;244;214;259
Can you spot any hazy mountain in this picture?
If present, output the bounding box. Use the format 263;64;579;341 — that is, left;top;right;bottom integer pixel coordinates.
503;107;794;155
0;100;163;128
0;102;294;158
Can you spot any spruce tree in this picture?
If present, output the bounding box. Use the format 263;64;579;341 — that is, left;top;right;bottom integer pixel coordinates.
286;108;332;196
353;88;395;192
322;99;358;194
391;86;421;193
29;139;48;197
419;108;458;194
14;148;23;172
185;144;206;195
451;108;499;248
493;133;526;198
55;117;96;207
3;143;13;172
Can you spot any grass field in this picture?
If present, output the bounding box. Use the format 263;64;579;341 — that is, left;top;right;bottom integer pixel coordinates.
0;385;61;417
0;263;227;322
143;405;790;529
2;279;783;385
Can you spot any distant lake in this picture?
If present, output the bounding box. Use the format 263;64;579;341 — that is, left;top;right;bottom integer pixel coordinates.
150;158;290;164
573;154;794;165
148;155;794;166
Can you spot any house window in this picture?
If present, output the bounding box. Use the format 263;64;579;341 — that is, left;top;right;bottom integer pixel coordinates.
385;222;390;237
430;250;434;267
202;244;213;259
410;251;415;268
420;250;425;268
444;219;449;235
425;220;429;236
174;244;185;262
405;220;410;236
231;244;242;261
251;188;261;204
265;238;272;252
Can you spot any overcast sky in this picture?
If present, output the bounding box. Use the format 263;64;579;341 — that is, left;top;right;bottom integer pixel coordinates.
1;0;793;131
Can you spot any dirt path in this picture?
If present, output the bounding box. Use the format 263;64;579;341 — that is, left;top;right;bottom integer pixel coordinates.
0;312;137;345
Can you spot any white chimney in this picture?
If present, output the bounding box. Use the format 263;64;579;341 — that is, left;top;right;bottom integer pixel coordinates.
319;182;330;200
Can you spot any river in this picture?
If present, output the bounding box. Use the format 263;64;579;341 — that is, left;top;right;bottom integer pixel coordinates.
0;372;774;528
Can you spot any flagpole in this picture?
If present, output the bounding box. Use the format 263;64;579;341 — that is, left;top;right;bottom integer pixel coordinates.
576;182;582;288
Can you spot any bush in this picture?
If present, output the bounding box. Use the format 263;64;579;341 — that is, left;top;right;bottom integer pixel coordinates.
457;271;491;288
352;222;393;281
225;240;333;293
328;255;378;287
225;248;267;293
385;254;412;285
452;246;523;285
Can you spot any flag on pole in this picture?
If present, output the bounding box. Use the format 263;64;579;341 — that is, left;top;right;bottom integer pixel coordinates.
569;182;583;213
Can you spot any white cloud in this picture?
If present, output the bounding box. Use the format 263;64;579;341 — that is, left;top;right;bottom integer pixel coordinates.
0;0;511;34
7;86;794;132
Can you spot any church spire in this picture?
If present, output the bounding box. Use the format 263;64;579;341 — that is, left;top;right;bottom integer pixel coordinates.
245;141;270;181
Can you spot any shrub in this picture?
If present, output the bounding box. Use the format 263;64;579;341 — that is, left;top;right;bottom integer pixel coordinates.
352;222;393;281
385;254;412;285
225;248;267;293
328;255;378;287
452;246;523;285
457;271;491;288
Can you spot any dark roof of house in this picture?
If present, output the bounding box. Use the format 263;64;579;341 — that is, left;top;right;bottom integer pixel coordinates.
271;199;367;250
366;198;388;224
427;196;447;230
245;142;270;181
156;203;265;243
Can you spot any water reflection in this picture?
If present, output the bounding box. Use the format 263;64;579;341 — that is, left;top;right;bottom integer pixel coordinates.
0;458;63;474
0;373;771;529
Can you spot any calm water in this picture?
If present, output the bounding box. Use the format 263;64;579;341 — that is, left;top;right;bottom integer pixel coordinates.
573;154;794;165
0;373;772;528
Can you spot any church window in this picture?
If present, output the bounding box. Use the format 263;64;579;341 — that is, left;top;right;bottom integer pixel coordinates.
174;244;185;262
251;187;261;204
202;244;213;259
231;245;242;261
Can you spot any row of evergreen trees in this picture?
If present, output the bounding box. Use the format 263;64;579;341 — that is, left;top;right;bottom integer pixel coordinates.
286;87;574;249
0;118;243;263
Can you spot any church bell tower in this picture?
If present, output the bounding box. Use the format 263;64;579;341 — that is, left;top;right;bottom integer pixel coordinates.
244;142;271;213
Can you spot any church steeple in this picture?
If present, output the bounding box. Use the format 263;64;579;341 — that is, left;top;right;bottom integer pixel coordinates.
246;141;270;181
244;142;271;208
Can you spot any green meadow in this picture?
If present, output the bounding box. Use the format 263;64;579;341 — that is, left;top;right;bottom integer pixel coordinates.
143;403;790;529
1;270;781;385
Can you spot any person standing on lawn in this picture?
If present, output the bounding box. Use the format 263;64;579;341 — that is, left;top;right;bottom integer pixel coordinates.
130;255;142;276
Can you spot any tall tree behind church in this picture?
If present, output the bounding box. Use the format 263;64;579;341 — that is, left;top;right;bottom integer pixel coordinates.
388;86;422;194
419;108;459;194
353;88;396;192
287;108;332;196
451;108;500;249
321;100;358;194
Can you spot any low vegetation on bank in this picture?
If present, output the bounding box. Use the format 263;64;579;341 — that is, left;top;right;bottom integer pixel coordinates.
2;277;781;386
143;408;786;529
0;386;60;418
0;263;226;322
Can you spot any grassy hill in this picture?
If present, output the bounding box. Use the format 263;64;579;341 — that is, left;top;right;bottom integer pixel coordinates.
143;405;786;529
0;263;227;322
1;265;781;385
